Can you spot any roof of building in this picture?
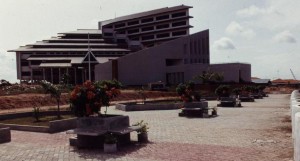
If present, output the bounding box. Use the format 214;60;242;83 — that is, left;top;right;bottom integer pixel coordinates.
252;79;271;84
30;42;118;47
27;56;118;64
58;29;102;35
100;5;192;26
39;63;72;67
9;46;130;52
272;79;300;84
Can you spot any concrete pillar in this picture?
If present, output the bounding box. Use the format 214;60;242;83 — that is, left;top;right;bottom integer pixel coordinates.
74;67;77;84
59;68;61;83
292;104;300;138
295;112;300;161
30;68;33;85
43;68;45;80
51;68;53;83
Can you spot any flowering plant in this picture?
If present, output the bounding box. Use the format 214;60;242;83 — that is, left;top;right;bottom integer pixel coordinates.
176;81;200;103
70;80;121;117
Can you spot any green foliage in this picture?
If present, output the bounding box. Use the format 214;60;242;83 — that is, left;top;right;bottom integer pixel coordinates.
32;106;41;122
133;120;149;134
215;85;231;97
194;71;224;84
40;80;62;118
232;88;242;95
70;80;122;117
138;87;147;104
176;81;201;102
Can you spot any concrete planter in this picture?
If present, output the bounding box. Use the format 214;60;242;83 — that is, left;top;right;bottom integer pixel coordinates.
116;102;181;111
0;127;11;143
137;133;148;143
103;143;117;153
0;111;77;133
74;115;130;148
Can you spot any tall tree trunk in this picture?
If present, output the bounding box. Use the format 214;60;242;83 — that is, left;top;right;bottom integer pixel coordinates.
57;98;61;119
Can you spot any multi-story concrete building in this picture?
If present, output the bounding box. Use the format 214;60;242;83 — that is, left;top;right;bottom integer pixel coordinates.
9;5;251;85
99;5;193;47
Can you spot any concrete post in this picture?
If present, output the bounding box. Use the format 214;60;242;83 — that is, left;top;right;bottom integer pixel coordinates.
295;112;300;161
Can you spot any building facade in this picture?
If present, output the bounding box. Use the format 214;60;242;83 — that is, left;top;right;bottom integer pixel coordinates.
9;5;251;85
95;30;251;85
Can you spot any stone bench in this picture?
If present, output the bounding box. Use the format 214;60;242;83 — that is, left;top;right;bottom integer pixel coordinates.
217;97;241;107
239;95;255;102
178;101;217;117
0;127;11;143
67;115;141;148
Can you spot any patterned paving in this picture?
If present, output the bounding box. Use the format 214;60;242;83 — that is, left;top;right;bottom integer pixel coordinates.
0;94;293;161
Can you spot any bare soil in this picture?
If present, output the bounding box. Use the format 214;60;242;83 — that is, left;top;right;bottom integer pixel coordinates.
0;91;177;110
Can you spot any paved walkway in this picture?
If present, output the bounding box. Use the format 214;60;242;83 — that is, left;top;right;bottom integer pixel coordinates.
0;94;293;161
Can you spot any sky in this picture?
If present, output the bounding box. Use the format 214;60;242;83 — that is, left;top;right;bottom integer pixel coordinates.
0;0;299;83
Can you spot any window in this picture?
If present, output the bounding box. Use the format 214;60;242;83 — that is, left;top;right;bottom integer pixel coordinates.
118;30;126;34
156;24;169;29
21;60;29;66
117;39;126;43
141;26;154;32
128;20;139;26
172;30;187;36
172;11;186;18
141;35;154;40
33;70;42;76
115;23;125;28
131;37;139;41
30;61;41;65
156;15;169;21
22;72;31;76
156;33;169;38
128;28;139;34
141;17;154;23
172;21;186;27
165;59;182;66
104;33;113;36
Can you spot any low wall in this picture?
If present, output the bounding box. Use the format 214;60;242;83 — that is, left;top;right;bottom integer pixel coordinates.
290;90;300;161
116;102;182;111
0;111;77;133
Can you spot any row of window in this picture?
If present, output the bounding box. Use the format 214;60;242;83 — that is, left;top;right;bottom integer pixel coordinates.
112;11;187;29
184;58;209;64
140;30;187;41
125;21;187;35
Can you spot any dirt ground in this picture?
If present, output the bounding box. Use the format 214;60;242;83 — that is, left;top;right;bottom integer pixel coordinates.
0;90;178;110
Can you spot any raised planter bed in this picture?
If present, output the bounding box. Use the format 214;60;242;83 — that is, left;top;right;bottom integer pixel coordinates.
0;111;77;133
116;100;182;111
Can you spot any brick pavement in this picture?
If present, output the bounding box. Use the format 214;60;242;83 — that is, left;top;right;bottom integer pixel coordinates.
0;94;293;161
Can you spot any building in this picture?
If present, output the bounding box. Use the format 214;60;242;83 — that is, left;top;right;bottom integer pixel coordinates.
99;5;193;47
9;5;251;85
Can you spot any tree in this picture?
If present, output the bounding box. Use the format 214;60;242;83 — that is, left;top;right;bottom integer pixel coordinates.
41;81;62;118
194;71;224;84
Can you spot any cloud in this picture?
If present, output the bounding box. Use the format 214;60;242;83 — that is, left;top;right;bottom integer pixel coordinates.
225;21;255;39
236;1;300;30
213;37;236;50
273;30;297;43
236;5;275;17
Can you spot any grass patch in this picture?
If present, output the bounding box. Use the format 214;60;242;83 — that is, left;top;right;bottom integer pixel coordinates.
0;115;75;127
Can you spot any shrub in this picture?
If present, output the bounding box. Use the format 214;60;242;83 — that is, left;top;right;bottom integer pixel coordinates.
70;80;121;117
